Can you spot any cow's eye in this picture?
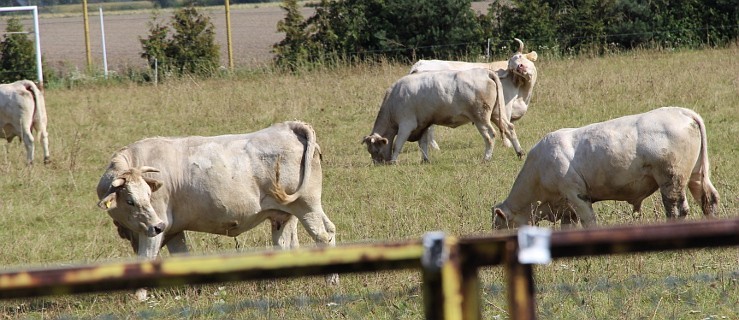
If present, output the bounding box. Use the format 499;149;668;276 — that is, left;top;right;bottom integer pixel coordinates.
126;200;135;206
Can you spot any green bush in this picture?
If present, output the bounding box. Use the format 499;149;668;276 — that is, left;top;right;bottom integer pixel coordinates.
0;17;36;83
274;0;486;68
489;0;738;55
273;0;738;68
272;0;311;71
139;5;220;80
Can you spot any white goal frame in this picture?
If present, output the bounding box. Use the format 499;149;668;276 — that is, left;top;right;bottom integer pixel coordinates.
0;6;43;86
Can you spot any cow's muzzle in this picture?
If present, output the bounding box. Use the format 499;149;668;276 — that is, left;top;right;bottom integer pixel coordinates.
146;222;166;237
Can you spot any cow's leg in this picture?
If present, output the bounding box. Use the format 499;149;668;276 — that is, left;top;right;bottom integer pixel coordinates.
19;125;34;165
270;213;300;249
427;126;440;150
418;129;432;163
298;212;335;247
295;206;338;285
687;174;719;217
391;122;415;163
660;188;690;219
134;232;164;301
560;209;579;229
565;193;596;227
320;212;339;285
165;232;189;255
38;126;49;164
502;122;525;158
472;120;497;161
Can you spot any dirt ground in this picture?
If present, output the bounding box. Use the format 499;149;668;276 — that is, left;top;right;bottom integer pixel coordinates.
9;2;492;72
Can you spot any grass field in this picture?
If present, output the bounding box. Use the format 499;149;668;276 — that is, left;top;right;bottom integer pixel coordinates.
0;47;737;319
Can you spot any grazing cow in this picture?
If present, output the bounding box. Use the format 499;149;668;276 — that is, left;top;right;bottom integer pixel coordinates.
97;121;337;300
409;38;538;149
0;80;49;165
492;107;720;229
362;68;524;164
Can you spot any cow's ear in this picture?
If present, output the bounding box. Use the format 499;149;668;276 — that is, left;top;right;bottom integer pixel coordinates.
494;208;508;221
526;51;538;62
144;177;163;192
97;192;117;210
377;137;388;145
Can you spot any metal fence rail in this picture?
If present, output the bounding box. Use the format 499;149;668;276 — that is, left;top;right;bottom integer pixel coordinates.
0;218;737;319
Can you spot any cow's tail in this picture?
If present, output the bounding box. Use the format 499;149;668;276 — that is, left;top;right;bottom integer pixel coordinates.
487;69;510;145
685;108;720;216
20;80;46;131
271;121;320;204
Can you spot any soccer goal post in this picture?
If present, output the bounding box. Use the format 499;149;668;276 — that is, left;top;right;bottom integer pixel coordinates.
0;6;43;87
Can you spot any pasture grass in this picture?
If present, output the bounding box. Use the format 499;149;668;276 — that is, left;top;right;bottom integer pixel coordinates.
0;47;737;319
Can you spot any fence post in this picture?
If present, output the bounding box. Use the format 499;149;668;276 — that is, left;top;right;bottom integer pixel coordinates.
422;232;480;319
504;238;536;320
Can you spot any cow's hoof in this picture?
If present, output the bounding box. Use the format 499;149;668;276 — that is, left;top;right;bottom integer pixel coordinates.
134;288;148;301
43;157;51;165
326;273;340;286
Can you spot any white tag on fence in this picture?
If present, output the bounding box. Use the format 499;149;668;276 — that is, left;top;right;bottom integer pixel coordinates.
517;226;552;264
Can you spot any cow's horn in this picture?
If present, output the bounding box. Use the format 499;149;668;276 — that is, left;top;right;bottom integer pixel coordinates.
514;38;524;53
140;166;160;174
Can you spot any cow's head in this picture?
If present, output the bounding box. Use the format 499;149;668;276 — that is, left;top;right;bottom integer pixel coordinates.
492;202;530;230
97;166;166;237
362;133;391;164
492;203;519;230
506;38;538;84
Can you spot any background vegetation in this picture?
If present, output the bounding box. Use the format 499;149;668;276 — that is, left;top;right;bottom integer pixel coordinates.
0;47;736;319
139;4;220;79
0;17;36;83
272;0;738;68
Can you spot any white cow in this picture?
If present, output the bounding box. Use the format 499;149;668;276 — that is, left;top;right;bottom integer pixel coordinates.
0;80;49;165
362;68;524;164
409;38;538;150
97;121;337;300
492;107;720;229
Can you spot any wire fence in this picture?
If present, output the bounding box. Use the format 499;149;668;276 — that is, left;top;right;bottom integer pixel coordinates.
0;218;736;319
2;266;734;319
1;8;738;77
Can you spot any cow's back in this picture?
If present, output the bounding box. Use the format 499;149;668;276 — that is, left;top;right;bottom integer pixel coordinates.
100;122;319;235
0;82;31;129
387;69;495;120
537;107;703;201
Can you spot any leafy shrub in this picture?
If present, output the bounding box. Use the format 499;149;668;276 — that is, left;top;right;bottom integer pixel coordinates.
489;0;738;55
274;0;738;68
139;4;220;80
274;0;486;68
272;0;312;71
0;17;36;83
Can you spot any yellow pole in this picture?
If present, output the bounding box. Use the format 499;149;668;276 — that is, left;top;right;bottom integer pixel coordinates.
82;0;92;69
224;0;234;70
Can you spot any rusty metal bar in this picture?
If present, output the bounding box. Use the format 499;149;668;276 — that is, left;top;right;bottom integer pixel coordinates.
458;263;482;320
504;239;537;320
439;237;464;320
0;240;423;299
460;217;739;268
548;218;739;258
422;233;466;319
0;217;736;319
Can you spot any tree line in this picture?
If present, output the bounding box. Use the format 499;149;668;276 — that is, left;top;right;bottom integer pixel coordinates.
1;0;736;82
273;0;738;69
